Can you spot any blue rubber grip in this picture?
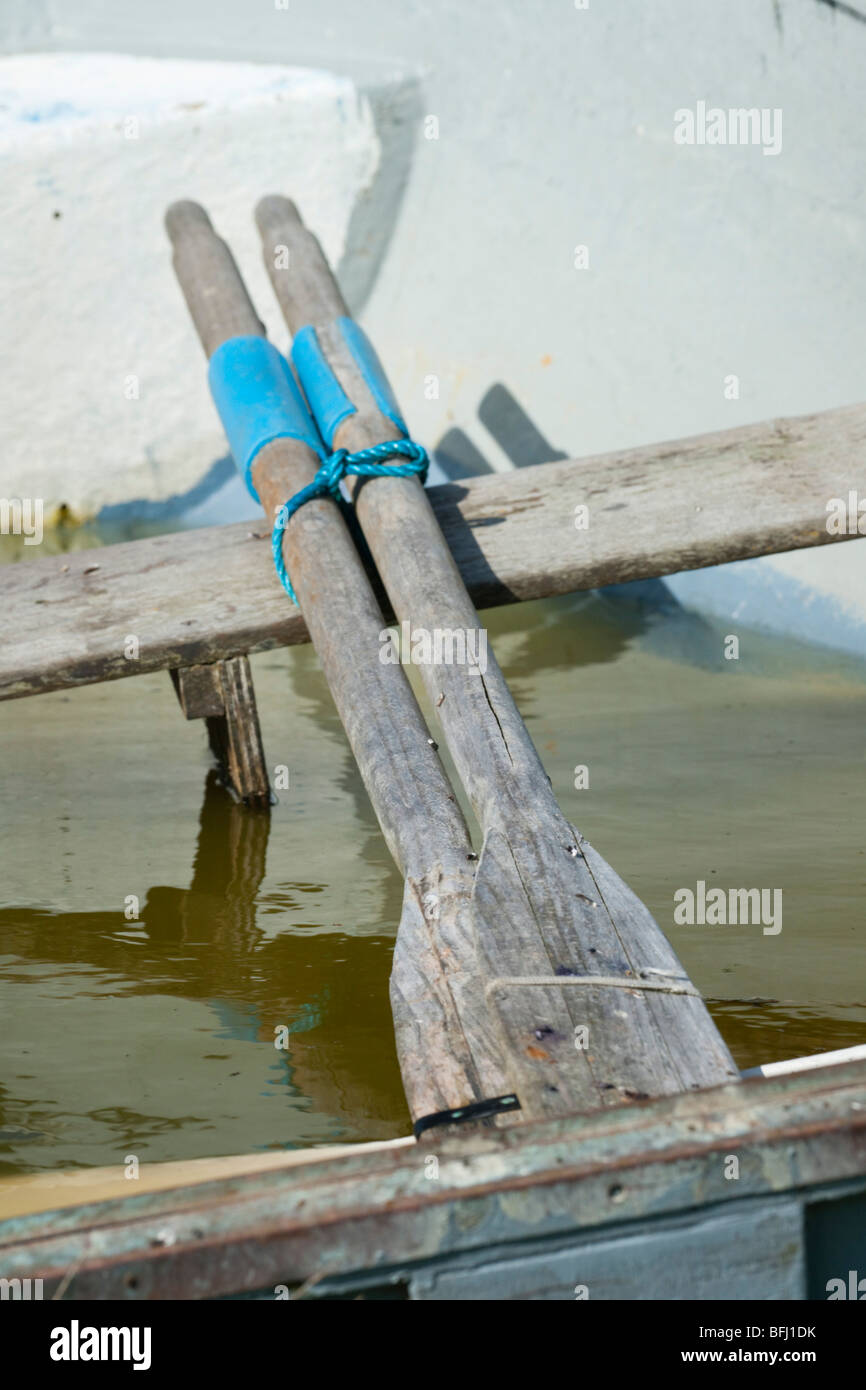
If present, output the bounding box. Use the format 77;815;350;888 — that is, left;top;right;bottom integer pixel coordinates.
337;318;408;438
208;336;324;501
290;326;356;448
291;318;408;448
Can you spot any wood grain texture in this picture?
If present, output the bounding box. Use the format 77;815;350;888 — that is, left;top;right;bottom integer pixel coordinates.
204;656;270;807
170;663;226;720
171;657;270;805
3;401;863;702
164;201;508;1123
255;196;741;1118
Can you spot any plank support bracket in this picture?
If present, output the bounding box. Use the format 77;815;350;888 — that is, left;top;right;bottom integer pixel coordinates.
170;656;270;808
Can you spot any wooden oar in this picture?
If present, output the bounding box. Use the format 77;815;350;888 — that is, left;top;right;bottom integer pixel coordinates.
255;195;739;1118
166;201;511;1129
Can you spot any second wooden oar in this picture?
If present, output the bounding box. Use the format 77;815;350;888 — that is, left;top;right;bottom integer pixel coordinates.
256;195;739;1118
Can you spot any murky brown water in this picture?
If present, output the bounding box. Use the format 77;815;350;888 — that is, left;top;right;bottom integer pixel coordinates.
1;560;865;1180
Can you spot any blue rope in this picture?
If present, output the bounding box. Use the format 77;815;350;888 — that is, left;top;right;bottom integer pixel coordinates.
271;438;429;604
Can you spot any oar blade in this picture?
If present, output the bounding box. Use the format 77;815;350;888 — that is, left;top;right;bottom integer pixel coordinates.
472;827;739;1120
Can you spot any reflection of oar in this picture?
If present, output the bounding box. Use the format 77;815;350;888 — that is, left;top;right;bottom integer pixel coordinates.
165;202;509;1131
256;196;739;1117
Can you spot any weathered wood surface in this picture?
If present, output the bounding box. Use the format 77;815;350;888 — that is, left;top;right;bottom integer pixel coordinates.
170;662;225;719
207;657;270;806
171;657;270;805
2;400;864;703
0;1059;863;1300
256;196;738;1118
166;201;507;1124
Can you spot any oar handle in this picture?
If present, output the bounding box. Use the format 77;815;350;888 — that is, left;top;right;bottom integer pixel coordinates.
255;196;348;330
256;196;407;454
166;201;324;505
166;201;265;356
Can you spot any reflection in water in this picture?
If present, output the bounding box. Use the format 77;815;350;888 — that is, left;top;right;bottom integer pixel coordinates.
0;770;409;1177
711;1001;866;1064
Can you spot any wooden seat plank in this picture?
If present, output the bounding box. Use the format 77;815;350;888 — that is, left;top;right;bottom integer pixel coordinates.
1;402;864;702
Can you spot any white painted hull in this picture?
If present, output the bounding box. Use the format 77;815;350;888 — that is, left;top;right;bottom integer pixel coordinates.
1;2;864;653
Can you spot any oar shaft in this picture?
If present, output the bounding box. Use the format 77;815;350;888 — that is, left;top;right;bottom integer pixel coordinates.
166;201;504;1120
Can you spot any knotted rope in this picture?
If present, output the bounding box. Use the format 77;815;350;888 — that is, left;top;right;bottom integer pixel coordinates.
271;439;428;603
